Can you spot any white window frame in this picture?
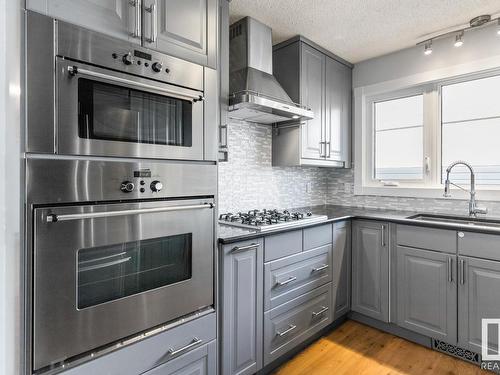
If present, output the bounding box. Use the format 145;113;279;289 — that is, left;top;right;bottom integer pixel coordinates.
354;67;500;201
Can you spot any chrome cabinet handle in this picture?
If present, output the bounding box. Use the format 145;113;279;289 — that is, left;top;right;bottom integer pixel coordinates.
146;2;157;43
311;264;329;273
219;124;228;149
79;257;131;272
276;276;297;286
46;203;214;223
276;324;297;337
319;141;326;157
460;258;466;285
381;225;386;247
66;66;203;102
312;306;329;318
230;243;260;254
167;337;203;356
130;0;142;38
448;257;453;283
326;141;331;158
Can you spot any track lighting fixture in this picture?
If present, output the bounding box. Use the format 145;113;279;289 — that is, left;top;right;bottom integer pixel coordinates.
424;41;433;55
454;32;464;47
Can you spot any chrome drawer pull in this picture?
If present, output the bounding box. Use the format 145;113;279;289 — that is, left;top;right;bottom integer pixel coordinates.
312;306;329;318
167;337;203;356
312;264;329;273
230;243;260;254
276;276;297;286
276;324;297;337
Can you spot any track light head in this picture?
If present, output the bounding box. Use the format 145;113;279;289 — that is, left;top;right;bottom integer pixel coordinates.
454;32;464;47
424;41;433;55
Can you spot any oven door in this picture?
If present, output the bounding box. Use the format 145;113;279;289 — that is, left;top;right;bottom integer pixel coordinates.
56;58;205;160
33;199;214;371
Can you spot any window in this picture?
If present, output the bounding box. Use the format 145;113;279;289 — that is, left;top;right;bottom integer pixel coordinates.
359;70;500;197
442;75;500;186
374;95;424;180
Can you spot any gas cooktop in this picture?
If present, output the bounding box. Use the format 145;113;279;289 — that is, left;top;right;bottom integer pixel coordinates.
218;209;328;232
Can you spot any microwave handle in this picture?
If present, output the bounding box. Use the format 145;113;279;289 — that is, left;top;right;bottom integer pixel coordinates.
67;66;204;103
47;202;215;223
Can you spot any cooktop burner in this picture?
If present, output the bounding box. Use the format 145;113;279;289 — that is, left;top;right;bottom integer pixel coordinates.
218;209;328;232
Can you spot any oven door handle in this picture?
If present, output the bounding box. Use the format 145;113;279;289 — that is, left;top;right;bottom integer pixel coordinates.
46;203;215;223
67;66;204;103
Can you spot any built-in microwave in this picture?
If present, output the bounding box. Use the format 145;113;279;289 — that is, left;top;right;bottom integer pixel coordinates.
26;11;216;161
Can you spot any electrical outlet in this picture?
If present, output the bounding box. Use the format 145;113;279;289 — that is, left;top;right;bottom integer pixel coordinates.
306;182;312;193
343;182;351;193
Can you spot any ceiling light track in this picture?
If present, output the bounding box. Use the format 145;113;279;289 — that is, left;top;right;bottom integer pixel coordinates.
417;14;500;55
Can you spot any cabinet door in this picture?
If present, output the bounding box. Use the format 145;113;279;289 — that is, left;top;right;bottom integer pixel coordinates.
27;0;138;43
221;239;264;375
396;246;457;342
143;340;216;375
144;0;217;68
332;221;351;319
351;221;389;322
459;256;500;354
325;57;351;163
300;43;325;160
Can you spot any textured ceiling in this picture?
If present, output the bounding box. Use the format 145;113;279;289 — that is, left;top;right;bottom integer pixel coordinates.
229;0;500;63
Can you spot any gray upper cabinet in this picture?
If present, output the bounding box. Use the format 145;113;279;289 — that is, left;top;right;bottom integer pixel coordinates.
351;220;389;322
325;58;351;164
458;256;500;353
143;0;217;68
26;0;138;43
27;0;217;68
220;239;264;375
272;36;352;167
300;44;325;160
332;221;351;319
396;246;457;342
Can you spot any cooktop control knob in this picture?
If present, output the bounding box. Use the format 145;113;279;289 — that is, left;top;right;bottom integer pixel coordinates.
152;62;163;72
122;53;134;65
150;180;163;192
121;181;135;193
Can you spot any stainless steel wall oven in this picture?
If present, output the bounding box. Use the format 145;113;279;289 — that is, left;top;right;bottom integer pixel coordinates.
26;11;214;161
26;159;217;372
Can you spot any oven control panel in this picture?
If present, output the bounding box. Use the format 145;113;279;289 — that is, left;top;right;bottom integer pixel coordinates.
120;170;163;194
112;51;171;75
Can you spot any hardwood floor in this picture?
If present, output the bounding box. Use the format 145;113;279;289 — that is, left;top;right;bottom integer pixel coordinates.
272;320;490;375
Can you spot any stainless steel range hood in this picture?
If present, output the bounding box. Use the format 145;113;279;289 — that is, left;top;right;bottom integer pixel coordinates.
229;17;314;124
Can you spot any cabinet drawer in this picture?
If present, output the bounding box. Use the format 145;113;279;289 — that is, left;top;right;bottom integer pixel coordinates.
264;245;332;310
263;283;332;365
397;225;456;254
62;313;216;375
303;223;332;250
458;231;500;261
143;340;216;375
265;230;303;262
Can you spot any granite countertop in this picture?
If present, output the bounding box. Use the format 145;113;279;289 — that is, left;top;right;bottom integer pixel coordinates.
218;204;500;244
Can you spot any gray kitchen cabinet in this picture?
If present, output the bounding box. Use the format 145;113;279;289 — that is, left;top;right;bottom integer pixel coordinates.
458;256;500;354
143;0;217;68
300;43;325;160
220;239;264;375
351;220;389;322
142;340;216;375
218;0;229;161
26;0;138;43
396;246;457;342
272;36;352;167
325;58;352;164
332;221;351;319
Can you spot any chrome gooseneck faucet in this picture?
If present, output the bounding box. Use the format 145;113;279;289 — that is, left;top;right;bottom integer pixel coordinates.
444;161;488;217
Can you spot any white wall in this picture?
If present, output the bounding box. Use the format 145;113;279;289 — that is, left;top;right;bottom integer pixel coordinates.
0;0;23;374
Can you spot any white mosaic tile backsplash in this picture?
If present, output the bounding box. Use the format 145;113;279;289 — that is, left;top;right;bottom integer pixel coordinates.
219;120;500;216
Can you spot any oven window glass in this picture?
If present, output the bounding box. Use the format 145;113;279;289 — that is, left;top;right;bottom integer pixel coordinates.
77;233;192;309
78;78;193;147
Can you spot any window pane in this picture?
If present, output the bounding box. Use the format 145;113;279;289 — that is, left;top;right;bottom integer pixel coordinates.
374;95;424;180
442;75;500;123
442;75;500;185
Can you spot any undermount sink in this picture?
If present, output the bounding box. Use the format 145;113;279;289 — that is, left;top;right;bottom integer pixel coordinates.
407;214;500;228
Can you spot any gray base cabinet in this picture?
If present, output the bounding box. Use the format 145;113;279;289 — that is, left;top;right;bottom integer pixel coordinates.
396;246;457;342
220;239;264;375
332;221;351;319
143;340;217;375
351;220;389;322
458;256;500;354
